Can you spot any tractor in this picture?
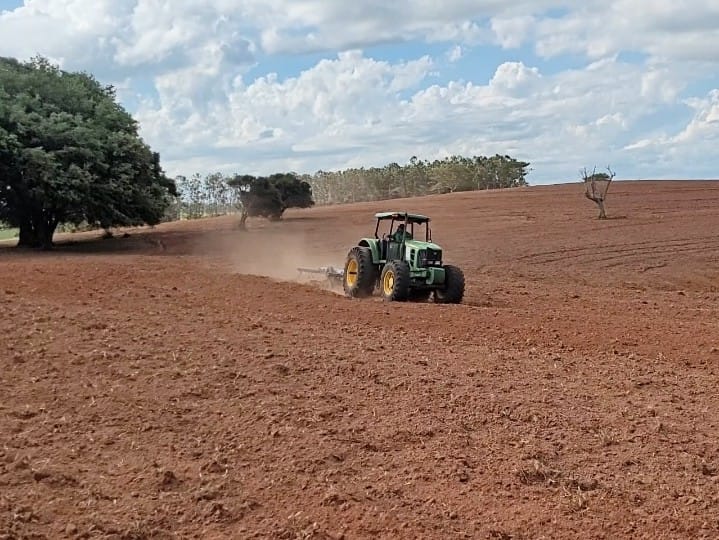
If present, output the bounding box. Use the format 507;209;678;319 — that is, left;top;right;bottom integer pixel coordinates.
342;211;465;303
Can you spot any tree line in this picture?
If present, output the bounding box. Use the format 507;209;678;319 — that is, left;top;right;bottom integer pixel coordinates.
169;154;530;221
305;154;530;205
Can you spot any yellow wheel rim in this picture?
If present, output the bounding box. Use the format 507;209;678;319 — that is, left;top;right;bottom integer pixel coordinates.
346;259;358;287
382;269;395;296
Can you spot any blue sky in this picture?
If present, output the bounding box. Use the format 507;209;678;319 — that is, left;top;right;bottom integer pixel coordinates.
1;0;718;184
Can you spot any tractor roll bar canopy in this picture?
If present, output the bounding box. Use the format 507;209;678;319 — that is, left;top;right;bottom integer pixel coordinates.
374;211;430;224
373;211;432;241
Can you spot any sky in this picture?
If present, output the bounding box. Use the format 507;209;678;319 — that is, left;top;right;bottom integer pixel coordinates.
1;0;718;185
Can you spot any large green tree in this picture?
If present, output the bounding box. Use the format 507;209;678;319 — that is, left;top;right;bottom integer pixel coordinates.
227;172;314;221
0;56;176;248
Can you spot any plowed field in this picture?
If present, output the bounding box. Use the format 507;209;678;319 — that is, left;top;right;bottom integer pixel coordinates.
2;180;719;539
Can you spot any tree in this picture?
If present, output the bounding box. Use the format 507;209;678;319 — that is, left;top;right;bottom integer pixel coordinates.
0;56;176;248
582;166;616;219
227;173;314;223
268;173;314;211
244;176;284;220
223;174;250;228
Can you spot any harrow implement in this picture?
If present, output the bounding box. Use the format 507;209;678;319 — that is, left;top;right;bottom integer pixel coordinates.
296;266;345;287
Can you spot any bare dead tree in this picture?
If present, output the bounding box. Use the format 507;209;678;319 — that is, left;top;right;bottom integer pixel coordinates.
582;166;616;219
237;204;248;230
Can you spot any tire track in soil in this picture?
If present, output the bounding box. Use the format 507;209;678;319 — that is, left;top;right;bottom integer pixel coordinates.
516;236;719;265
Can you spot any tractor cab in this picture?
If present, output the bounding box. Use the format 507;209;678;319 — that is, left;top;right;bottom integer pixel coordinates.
374;211;432;261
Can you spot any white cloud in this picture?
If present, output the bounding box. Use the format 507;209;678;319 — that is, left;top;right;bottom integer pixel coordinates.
489;61;542;94
4;1;719;66
533;0;719;63
0;0;257;78
134;49;705;184
0;0;718;183
446;45;463;63
640;65;684;104
490;15;535;49
619;88;719;177
637;90;719;146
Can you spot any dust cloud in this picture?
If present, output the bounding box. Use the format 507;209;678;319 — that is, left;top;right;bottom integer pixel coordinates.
189;223;349;292
231;231;344;280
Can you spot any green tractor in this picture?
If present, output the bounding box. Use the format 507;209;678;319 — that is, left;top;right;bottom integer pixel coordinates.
342;211;465;303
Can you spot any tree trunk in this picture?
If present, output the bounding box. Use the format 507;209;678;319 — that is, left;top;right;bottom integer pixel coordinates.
597;199;607;219
37;217;57;250
585;192;608;220
16;214;57;249
17;219;40;248
238;209;248;230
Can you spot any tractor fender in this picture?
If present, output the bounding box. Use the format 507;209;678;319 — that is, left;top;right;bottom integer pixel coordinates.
358;238;381;264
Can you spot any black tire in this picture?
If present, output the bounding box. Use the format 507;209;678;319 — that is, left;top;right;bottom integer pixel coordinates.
380;260;411;301
434;264;465;304
343;246;377;298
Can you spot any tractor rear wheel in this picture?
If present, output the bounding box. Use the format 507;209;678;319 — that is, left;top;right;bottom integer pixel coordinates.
343;246;377;298
380;260;410;301
434;264;465;304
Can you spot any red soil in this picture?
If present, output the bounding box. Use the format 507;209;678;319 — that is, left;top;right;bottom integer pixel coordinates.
2;180;719;539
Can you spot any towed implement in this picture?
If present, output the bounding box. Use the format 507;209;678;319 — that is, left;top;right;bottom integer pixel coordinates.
296;266;344;287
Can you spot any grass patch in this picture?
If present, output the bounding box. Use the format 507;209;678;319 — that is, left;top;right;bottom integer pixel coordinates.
0;228;19;241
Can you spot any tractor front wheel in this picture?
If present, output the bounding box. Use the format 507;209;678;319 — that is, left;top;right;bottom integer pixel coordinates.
343;246;377;298
380;260;410;301
434;264;465;304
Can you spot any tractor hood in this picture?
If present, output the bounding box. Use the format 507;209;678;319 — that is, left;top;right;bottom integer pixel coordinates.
405;239;442;251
